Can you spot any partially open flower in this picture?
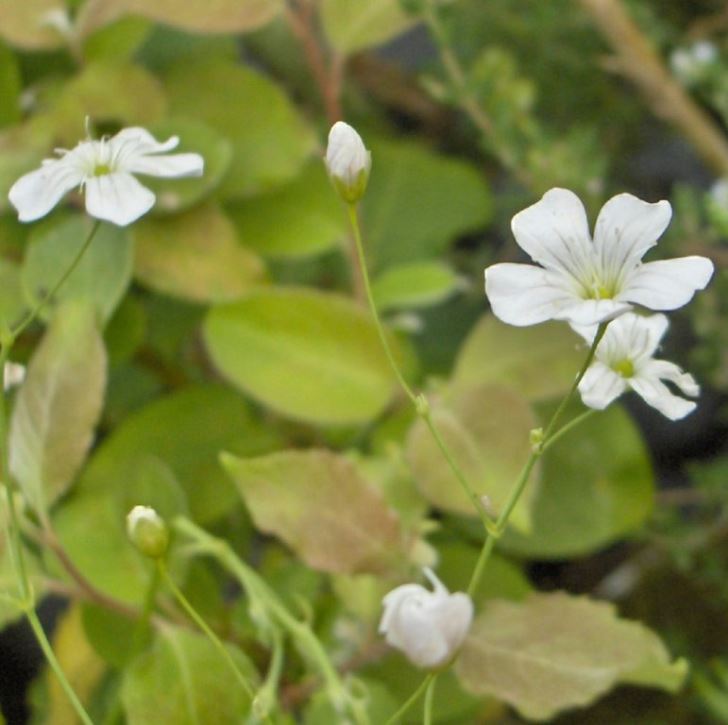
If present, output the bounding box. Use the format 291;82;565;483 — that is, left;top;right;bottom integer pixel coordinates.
325;121;371;203
126;505;169;559
379;568;473;669
577;313;700;420
484;188;714;327
9;126;204;226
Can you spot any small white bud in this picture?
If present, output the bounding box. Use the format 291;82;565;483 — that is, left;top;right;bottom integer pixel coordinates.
126;505;169;559
379;568;473;669
325;121;371;203
3;362;25;391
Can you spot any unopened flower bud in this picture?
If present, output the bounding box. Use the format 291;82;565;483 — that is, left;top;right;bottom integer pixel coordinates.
325;121;371;203
379;568;473;669
3;362;25;391
126;505;169;559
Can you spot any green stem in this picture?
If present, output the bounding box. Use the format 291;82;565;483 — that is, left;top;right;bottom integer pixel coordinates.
346;203;490;527
423;674;437;725
384;673;434;725
157;560;255;702
253;628;285;721
540;409;596;454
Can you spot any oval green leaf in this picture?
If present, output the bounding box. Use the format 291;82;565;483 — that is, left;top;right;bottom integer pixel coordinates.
372;260;461;311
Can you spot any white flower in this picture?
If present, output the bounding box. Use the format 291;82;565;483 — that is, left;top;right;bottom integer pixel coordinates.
325;121;371;203
670;41;717;85
379;568;473;669
577;313;700;420
9;126;204;226
3;362;25;391
484;188;714;327
126;505;169;558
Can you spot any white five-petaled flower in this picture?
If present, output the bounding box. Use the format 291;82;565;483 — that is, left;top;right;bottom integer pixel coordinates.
577;313;700;420
325;121;371;203
9;126;204;226
484;188;714;327
379;568;473;669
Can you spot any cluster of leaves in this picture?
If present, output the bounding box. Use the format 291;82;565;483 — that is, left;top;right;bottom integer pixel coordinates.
0;0;723;723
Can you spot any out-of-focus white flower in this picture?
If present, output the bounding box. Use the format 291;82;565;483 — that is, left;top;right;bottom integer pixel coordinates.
484;188;714;327
3;362;25;391
670;41;718;86
39;8;74;40
9;127;204;226
126;505;169;559
379;568;473;669
577;313;699;420
325;121;371;203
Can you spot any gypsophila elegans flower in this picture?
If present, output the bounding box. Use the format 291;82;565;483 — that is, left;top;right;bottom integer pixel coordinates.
484;188;714;327
379;568;473;669
3;362;25;391
576;313;700;420
325;121;371;203
126;505;169;559
9;126;204;226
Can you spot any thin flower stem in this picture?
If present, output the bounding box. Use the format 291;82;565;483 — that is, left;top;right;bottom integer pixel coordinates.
157;560;256;703
9;219;101;342
346;204;491;528
423;674;438;725
384;673;434;725
540;409;596;455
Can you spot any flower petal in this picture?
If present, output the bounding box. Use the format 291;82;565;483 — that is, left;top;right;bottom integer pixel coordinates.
593;193;672;282
110;127;179;155
510;188;593;281
84;172;155;226
556;298;632;327
8;159;84;222
643;359;700;397
127;152;204;178
628;375;697;420
619;256;714;310
578;362;628;410
484;263;578;327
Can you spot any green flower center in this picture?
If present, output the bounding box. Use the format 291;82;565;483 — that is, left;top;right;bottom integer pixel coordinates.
612;359;635;378
93;163;112;176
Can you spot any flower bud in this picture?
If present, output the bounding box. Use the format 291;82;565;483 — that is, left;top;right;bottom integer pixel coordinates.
3;362;26;391
379;568;473;669
325;121;371;203
126;505;169;559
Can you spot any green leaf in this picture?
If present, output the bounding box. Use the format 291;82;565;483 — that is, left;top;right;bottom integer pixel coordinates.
0;0;67;50
145;118;233;214
121;627;258;725
320;0;417;54
0;42;21;128
452;314;584;402
203;287;404;425
22;214;133;325
226;160;347;259
455;592;687;721
372;260;461;311
223;449;411;575
82;16;152;62
362;136;492;268
78;0;282;37
163;59;316;198
406;384;538;531
501;403;654;558
0;257;26;331
9;301;106;514
132;203;266;303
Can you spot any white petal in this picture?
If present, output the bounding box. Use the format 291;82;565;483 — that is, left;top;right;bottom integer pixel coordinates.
84;172;155;226
510;188;593;280
600;312;668;365
127;152;204;178
110;127;179;156
642;359;700;397
325;121;370;183
379;584;424;634
629;376;697;420
8;159;84;222
578;362;628;410
437;592;473;654
593;194;672;282
484;263;578;326
619;256;714;310
555;298;632;326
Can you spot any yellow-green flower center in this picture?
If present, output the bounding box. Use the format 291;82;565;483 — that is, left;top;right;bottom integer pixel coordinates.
612;359;635;378
93;163;112;176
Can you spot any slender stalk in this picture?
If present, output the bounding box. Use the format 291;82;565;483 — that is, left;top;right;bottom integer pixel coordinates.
540;408;596;454
157;560;255;702
384;673;434;725
423;674;437;725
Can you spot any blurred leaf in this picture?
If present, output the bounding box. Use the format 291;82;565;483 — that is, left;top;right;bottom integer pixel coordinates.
452;315;583;402
304;678;398;724
406;384;538;531
78;0;282;37
9;301;106;515
164;59;316;198
501;403;654;558
223;448;410;575
0;258;26;331
320;0;417;54
0;43;21;127
145;118;233;214
82;603;145;668
121;627;258;724
372;260;461;311
204;287;404;425
82;16;151;61
103;295;146;367
22;214;133;325
456;592;687;721
133;203;266;303
0;0;68;50
226;160;347;258
362;136;492;268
